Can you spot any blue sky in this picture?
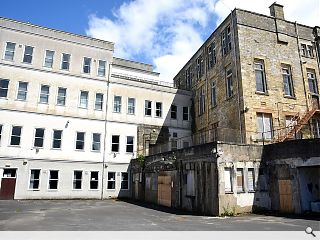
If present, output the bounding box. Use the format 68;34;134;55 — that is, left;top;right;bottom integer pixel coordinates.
0;0;318;82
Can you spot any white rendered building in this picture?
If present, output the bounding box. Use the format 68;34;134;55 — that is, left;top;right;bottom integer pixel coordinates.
0;17;191;199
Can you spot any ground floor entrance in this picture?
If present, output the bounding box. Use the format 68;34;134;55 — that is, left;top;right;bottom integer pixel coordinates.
0;169;17;200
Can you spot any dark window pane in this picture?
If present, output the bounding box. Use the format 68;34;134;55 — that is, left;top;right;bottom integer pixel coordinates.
34;138;43;147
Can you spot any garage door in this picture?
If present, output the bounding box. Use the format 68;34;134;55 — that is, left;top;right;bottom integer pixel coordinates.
278;180;294;213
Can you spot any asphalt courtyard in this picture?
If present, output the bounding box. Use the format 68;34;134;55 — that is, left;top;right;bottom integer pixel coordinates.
0;199;319;231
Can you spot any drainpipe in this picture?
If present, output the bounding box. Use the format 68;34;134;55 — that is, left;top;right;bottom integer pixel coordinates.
294;22;309;111
231;10;244;143
101;61;112;200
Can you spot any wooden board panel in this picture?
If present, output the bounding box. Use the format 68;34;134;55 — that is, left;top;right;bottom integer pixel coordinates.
158;176;171;207
278;180;293;213
0;178;16;200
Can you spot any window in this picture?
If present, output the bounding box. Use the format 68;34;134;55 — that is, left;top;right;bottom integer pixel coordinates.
10;126;22;146
224;168;232;192
0;79;9;98
98;60;106;77
211;81;217;107
222;25;232;56
236;168;244;192
307;70;318;94
208;42;216;69
76;132;85;150
183;141;190;148
48;170;58;190
256;113;273;140
0;125;2;142
61;53;70;70
22;46;33;63
107;172;116;189
29;169;40;190
301;44;314;57
39;85;50;104
113;96;121;113
92;133;101;151
226;68;233;98
282;65;294;97
52;130;62;149
90;171;99;190
185;67;192;89
44;50;54;68
95;93;103;110
73;171;82;190
126;136;134;153
307;45;314;58
183;107;189;121
145;100;152;116
196;55;204;79
83;57;91;74
57;87;66;106
155;102;162;117
198;87;205;115
111;135;120;152
34;128;45;148
79;91;88;108
301;44;307;56
171;105;177;119
171;139;178;150
121;172;129;190
255;60;267;93
4;42;16;61
248;168;255;191
127;98;135;114
17;81;28;101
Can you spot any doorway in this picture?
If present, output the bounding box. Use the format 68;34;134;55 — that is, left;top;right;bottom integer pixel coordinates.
0;169;17;200
278;179;294;213
158;175;172;207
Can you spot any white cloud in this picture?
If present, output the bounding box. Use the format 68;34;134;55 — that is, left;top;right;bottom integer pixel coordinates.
86;0;319;83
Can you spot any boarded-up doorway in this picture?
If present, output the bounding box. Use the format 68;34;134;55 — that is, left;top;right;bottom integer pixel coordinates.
158;175;171;207
0;169;17;200
278;180;294;213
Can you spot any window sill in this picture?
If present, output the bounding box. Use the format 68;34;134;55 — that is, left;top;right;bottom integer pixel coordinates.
2;58;14;62
15;99;27;102
60;69;70;72
28;189;40;191
72;189;83;191
127;113;135;115
0;97;8;100
47;189;58;192
226;95;235;101
144;115;152;117
8;145;21;148
106;189;116;191
89;189;99;191
94;109;103;111
39;102;49;105
283;95;296;100
113;111;121;114
75;149;85;152
248;190;256;193
237;191;245;194
43;66;53;69
22;62;32;65
78;106;88;109
56;104;66;107
255;91;269;96
120;189;129;191
225;191;234;194
51;148;62;151
91;150;101;153
211;105;217;109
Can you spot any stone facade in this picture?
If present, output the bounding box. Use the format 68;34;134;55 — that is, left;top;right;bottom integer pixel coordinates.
174;4;320;144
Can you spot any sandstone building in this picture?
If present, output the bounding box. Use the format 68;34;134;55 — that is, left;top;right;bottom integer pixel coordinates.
174;3;320;145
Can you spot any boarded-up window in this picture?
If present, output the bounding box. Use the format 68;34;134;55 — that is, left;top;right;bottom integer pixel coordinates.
146;177;151;190
237;168;244;192
224;168;232;192
248;168;255;191
186;170;195;196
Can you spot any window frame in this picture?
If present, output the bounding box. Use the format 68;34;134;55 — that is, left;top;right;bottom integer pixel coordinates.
16;81;28;101
10;125;22;146
48;170;59;190
75;131;85;151
247;168;255;192
121;172;129;190
127;97;135;115
33;128;45;148
254;59;267;93
39;84;50;104
183;106;189;121
82;57;92;74
256;113;273;140
29;169;41;191
56;87;67;106
126;136;134;153
90;171;99;190
97;60;106;77
236;168;244;193
79;90;89;109
72;170;83;190
144;100;152;117
111;135;120;153
113;96;122;113
22;45;34;64
0;79;9;98
61;53;71;71
107;171;116;190
52;129;63;150
155;102;162;118
92;133;101;152
282;65;295;97
307;70;318;94
4;42;16;61
43;50;55;68
211;81;217;107
95;93;104;111
224;167;233;193
226;68;233;98
171;104;177;119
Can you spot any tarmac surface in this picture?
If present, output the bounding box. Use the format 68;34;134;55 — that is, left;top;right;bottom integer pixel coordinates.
0;199;319;231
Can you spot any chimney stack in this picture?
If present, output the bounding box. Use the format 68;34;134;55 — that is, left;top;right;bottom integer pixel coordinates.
269;2;285;19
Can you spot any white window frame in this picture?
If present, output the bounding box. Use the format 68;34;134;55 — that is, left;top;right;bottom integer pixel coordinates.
226;68;233;98
282;65;294;97
254;59;267;93
92;133;101;152
126;136;134;153
236;168;244;193
95;93;103;111
33;127;45;148
61;53;71;71
121;172;129;190
79;90;89;109
75;132;85;151
48;170;59;190
39;84;50;104
111;135;120;153
256;113;273;140
43;50;54;68
183;106;189;121
97;60;106;77
127;97;135;115
224;167;233;193
0;79;9;98
52;129;63;149
144;100;152;116
107;171;116;190
29;169;41;190
82;57;92;74
90;171;99;190
155;102;162;118
247;168;255;192
10;125;22;146
56;87;67;106
113;96;122;113
171;104;177;119
22;45;34;64
4;42;16;61
16;81;28;101
72;170;83;190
